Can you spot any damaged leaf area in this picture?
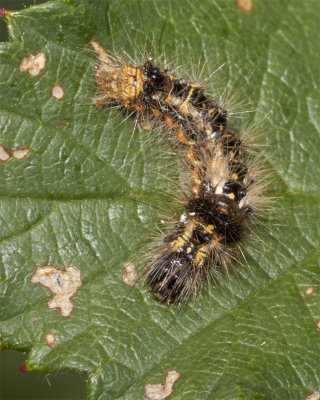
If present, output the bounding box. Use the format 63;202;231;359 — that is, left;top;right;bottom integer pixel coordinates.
0;143;30;161
19;52;46;76
0;1;320;400
122;261;139;287
30;264;82;317
144;371;181;400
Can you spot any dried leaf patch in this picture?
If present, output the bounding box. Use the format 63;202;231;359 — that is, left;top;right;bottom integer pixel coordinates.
145;371;181;400
31;264;82;317
51;84;65;100
304;286;315;296
0;144;30;162
237;0;253;13
20;52;46;76
0;144;11;161
45;332;57;347
122;262;139;286
12;148;30;160
305;392;320;400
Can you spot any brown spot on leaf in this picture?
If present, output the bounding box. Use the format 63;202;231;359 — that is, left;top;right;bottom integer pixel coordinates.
12;148;30;160
45;332;57;347
122;262;139;287
51;84;65;100
144;371;181;400
304;286;315;296
0;144;11;162
237;0;253;13
305;392;320;400
20;52;46;77
30;264;82;317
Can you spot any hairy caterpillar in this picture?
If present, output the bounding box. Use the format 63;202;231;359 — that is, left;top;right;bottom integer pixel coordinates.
90;39;268;304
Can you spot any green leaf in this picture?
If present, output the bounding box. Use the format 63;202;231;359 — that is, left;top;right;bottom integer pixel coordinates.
1;0;319;399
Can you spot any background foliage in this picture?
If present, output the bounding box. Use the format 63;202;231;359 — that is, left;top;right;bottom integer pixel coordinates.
0;0;320;399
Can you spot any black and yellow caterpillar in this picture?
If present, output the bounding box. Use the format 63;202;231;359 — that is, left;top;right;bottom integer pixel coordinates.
90;39;266;303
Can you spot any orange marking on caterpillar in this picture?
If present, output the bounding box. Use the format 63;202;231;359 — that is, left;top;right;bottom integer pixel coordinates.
177;127;189;144
190;170;200;183
191;184;200;197
165;115;175;128
153;109;161;117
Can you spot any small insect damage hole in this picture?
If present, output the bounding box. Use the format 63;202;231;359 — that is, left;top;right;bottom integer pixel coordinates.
144;371;181;400
20;52;46;77
0;144;11;161
30;264;82;317
122;261;139;287
51;84;65;101
0;144;30;161
304;286;315;296
12;148;30;160
304;392;320;400
237;0;253;13
45;332;57;347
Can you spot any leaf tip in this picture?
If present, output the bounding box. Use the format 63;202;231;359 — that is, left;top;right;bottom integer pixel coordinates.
19;364;29;373
0;8;8;18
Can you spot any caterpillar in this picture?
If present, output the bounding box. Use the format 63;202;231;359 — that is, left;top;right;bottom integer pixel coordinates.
90;39;268;304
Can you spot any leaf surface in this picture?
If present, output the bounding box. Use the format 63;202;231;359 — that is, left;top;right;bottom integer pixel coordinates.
0;0;319;399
